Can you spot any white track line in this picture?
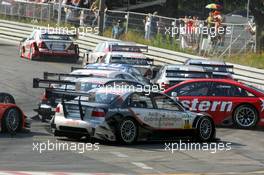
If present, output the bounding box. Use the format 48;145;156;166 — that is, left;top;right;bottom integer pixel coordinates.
131;162;153;170
110;151;129;158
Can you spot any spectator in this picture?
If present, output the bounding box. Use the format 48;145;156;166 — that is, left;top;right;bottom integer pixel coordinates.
206;12;214;28
144;13;152;40
151;11;158;37
90;0;107;27
112;20;123;39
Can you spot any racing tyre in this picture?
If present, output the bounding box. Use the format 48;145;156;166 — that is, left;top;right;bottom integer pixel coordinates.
0;93;15;104
2;108;22;132
233;104;258;129
117;118;138;144
196;117;215;142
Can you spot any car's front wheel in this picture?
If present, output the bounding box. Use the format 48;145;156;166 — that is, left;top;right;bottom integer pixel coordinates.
233;104;258;129
117;118;138;144
3;108;22;132
196;117;215;142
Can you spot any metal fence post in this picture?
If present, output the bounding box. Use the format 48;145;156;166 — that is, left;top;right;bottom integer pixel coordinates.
228;25;234;57
57;0;62;26
125;11;129;33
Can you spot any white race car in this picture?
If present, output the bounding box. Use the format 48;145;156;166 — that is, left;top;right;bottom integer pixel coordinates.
51;88;216;144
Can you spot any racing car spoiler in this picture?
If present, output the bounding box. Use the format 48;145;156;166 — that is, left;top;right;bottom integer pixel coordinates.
33;78;75;89
166;70;213;78
50;90;101;120
43;72;93;80
109;45;148;52
188;63;234;73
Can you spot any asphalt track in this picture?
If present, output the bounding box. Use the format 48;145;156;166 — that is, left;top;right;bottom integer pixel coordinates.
0;39;264;175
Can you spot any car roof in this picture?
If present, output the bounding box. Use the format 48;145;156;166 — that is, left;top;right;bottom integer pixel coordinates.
178;78;240;84
108;52;146;58
165;65;205;72
71;69;121;77
186;59;227;66
76;77;138;84
85;63;133;69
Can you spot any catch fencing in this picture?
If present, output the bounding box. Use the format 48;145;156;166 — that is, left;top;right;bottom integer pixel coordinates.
0;0;256;58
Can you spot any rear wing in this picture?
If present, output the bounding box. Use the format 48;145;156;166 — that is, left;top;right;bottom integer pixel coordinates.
43;72;93;80
188;63;234;73
109;45;148;52
112;57;154;65
70;67;86;72
166;70;213;78
50;90;96;120
33;78;75;89
70;66;119;72
40;33;78;40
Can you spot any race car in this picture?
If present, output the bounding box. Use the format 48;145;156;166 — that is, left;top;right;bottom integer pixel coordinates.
19;29;79;62
0;93;30;132
184;59;234;79
96;52;159;79
74;63;150;85
33;75;144;122
51;88;216;144
164;79;264;129
152;65;212;90
82;41;148;65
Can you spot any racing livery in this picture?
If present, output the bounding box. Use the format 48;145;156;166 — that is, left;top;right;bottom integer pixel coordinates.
83;41;148;65
51;88;216;144
19;29;79;62
0;93;30;132
164;79;264;128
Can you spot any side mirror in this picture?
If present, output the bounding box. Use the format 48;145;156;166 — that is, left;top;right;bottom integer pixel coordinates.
171;92;177;97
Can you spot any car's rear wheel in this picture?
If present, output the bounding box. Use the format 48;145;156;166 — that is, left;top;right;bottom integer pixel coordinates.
196;117;215;142
0;93;15;104
233;104;258;129
3;108;22;132
117;118;138;144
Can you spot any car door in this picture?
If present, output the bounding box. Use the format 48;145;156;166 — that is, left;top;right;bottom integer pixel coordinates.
126;92;160;128
152;93;189;129
206;82;257;124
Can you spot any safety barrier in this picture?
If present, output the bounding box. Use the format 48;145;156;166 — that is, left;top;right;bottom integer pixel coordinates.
0;19;264;87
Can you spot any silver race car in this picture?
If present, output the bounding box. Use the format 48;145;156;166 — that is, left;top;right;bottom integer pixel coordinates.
51;88;216;144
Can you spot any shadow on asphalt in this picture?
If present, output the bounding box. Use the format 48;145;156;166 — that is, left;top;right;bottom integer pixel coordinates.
0;129;50;139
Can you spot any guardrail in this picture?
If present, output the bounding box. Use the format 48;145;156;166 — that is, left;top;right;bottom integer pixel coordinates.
0;19;264;88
